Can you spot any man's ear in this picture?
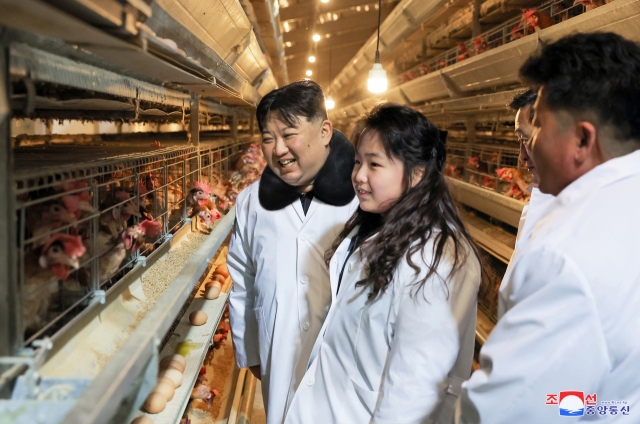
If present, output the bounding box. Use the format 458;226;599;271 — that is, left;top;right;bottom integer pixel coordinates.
574;121;597;166
321;119;333;147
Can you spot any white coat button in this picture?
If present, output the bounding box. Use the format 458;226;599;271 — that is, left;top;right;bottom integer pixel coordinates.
303;322;310;331
300;233;308;241
300;276;309;284
306;377;315;386
348;262;352;272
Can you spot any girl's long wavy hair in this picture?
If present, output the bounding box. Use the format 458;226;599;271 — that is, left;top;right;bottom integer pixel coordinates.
325;103;480;300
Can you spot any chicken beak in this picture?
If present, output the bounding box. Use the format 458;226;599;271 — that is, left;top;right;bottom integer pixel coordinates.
65;256;80;270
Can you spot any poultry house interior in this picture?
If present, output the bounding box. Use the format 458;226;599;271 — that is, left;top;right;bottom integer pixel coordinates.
0;0;638;422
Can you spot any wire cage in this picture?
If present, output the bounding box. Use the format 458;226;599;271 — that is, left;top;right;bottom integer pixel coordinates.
13;138;247;349
396;0;590;86
445;142;532;202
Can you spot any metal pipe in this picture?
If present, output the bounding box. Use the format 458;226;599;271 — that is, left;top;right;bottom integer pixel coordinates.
237;371;258;424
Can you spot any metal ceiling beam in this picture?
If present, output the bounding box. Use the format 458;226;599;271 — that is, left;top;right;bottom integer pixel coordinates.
284;26;377;56
283;5;394;43
280;0;396;22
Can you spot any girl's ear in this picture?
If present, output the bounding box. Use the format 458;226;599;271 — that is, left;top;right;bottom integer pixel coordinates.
410;166;426;188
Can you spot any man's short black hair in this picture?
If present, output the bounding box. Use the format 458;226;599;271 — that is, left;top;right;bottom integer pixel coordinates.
256;80;328;132
508;89;537;112
508;89;537;121
520;32;640;141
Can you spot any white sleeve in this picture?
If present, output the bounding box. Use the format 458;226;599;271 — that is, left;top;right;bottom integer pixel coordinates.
373;267;464;423
458;247;610;424
227;202;260;369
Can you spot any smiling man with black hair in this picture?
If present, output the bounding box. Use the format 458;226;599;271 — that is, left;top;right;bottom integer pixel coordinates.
459;32;640;423
227;80;358;424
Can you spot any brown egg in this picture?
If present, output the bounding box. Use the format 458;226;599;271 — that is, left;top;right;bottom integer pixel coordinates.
159;368;183;388
131;416;154;424
215;263;229;278
151;379;175;401
143;392;167;414
189;310;208;326
204;285;221;300
210;274;226;285
159;354;186;373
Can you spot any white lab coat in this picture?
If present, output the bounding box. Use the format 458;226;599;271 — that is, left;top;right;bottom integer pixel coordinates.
459;150;640;423
285;227;481;424
228;181;358;424
498;186;555;319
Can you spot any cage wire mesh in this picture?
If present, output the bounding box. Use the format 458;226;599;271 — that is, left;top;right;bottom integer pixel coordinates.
13;138;246;349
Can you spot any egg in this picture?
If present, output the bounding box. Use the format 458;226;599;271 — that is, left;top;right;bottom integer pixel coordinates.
205;280;222;290
151;379;175;401
210;274;226;285
159;354;186;373
159;368;183;388
143;392;167;414
189;310;208;326
204;285;221;300
215;263;229;278
131;416;154;424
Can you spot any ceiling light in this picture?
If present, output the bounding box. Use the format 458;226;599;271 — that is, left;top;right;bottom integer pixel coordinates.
285;41;292;47
309;55;316;63
312;34;321;42
306;70;313;76
321;0;329;3
325;95;335;110
367;0;387;94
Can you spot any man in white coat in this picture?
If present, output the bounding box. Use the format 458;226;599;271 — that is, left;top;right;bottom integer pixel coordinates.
458;32;640;423
227;80;359;424
497;90;555;318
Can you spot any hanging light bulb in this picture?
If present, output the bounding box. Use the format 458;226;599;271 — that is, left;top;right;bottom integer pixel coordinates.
325;95;335;110
367;0;387;94
312;34;321;42
308;55;316;63
306;70;313;76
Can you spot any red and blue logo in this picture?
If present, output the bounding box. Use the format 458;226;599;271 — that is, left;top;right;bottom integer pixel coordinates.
558;391;586;416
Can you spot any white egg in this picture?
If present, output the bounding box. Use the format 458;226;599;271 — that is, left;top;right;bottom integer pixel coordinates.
158;368;183;388
159;354;186;373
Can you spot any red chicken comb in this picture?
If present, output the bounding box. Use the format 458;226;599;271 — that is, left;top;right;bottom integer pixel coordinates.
61;195;81;213
139;219;162;237
193;181;211;196
496;168;507;177
42;233;86;258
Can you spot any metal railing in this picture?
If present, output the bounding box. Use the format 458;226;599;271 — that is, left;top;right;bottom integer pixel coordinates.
13;138;248;350
397;0;589;85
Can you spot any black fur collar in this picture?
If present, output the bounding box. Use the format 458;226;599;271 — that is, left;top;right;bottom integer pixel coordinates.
258;130;356;211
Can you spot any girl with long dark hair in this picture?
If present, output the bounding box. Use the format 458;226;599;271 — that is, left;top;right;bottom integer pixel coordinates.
284;103;482;424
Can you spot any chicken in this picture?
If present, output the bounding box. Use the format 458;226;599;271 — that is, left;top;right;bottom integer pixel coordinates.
186;181;211;208
23;234;86;334
54;180;95;219
99;190;141;238
96;220;162;282
457;42;469;62
191;384;219;407
27;197;80;245
189;205;221;230
574;0;606;10
474;36;488;55
496;167;531;201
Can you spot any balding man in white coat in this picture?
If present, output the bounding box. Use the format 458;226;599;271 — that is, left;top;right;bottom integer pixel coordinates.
228;81;358;424
459;33;640;423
